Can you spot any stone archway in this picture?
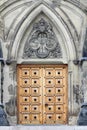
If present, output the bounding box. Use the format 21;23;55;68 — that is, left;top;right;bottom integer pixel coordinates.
6;2;77;62
1;0;87;125
6;2;77;125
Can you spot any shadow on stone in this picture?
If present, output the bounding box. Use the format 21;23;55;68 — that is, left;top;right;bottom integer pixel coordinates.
0;104;9;126
77;103;87;125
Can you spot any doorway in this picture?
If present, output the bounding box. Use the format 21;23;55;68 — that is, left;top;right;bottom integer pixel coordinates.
17;64;68;124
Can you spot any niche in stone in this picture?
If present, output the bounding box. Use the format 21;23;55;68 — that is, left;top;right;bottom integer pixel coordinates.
23;18;62;59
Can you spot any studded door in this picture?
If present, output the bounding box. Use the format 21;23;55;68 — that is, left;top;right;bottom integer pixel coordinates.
17;65;68;125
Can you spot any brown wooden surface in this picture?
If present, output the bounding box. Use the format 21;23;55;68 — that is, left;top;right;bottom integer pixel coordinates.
17;64;68;125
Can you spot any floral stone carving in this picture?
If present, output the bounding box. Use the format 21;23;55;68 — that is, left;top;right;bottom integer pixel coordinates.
23;18;62;59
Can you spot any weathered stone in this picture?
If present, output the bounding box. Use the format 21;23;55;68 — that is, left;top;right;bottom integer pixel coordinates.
0;0;87;126
77;103;87;125
8;84;15;95
5;97;16;116
0;104;9;126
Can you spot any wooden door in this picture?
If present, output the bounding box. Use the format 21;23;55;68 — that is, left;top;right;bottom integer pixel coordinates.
17;65;68;125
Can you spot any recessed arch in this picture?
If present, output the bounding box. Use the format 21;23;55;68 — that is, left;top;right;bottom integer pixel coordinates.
0;0;87;125
7;3;77;63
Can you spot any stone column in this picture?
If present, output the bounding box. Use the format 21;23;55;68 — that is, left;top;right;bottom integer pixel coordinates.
81;60;87;102
5;62;17;125
0;16;4;104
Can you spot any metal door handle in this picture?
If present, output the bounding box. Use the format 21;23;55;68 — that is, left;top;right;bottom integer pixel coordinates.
45;103;48;107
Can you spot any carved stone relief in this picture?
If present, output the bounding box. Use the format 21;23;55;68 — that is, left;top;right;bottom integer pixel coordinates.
23;18;62;59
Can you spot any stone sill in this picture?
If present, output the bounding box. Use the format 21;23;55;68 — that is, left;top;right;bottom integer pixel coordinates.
0;126;87;130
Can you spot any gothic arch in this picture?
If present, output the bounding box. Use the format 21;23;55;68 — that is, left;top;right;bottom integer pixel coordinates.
6;2;77;63
0;0;86;63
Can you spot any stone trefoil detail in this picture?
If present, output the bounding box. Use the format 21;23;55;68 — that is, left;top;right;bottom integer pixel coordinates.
23;18;62;59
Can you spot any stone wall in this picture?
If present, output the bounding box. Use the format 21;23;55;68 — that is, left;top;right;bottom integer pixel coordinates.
0;0;87;125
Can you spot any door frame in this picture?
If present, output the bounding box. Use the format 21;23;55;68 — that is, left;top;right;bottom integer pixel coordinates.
17;64;68;125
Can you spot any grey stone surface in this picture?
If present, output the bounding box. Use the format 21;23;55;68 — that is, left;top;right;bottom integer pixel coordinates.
80;0;87;7
0;126;75;130
0;0;87;126
75;126;87;130
0;126;87;130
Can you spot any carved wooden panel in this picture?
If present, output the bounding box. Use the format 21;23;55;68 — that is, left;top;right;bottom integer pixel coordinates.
17;65;68;125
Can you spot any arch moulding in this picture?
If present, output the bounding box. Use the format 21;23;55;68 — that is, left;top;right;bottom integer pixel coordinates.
6;3;77;64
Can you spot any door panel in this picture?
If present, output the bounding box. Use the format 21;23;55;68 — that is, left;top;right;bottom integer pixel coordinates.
17;65;68;125
20;88;30;95
45;88;54;95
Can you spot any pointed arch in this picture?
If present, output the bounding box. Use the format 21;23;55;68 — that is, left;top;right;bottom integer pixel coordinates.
7;2;77;63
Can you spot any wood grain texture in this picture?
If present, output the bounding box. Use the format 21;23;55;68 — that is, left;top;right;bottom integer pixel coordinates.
17;64;68;124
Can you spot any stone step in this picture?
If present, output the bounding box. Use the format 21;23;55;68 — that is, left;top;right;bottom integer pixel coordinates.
1;126;87;130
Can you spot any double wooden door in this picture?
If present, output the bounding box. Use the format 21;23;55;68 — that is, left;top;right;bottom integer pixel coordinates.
17;65;68;124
